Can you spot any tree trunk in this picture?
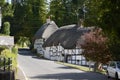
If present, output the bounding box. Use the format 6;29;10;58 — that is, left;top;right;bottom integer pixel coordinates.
93;62;99;72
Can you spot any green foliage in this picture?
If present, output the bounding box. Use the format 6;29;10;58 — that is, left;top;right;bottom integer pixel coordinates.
17;36;31;47
0;46;6;54
49;0;68;26
108;33;120;60
1;3;14;29
83;0;103;26
99;0;120;33
2;21;10;35
49;0;78;26
0;48;18;70
98;0;120;60
11;0;47;42
2;3;14;17
49;0;86;27
0;0;5;6
12;46;18;54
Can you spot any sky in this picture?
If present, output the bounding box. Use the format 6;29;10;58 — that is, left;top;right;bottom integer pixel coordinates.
47;0;50;3
6;0;50;4
5;0;11;4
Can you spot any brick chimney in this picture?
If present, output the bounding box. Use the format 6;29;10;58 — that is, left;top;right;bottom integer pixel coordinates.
46;16;51;23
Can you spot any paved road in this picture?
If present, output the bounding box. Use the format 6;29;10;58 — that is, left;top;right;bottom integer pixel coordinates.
18;49;108;80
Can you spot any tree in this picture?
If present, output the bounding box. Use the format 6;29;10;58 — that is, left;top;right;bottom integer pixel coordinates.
77;28;111;71
0;0;5;6
98;0;120;60
49;0;84;26
2;21;10;35
0;2;14;36
99;0;120;35
107;34;120;60
82;0;120;60
12;0;47;43
82;0;102;26
49;0;69;26
2;3;14;18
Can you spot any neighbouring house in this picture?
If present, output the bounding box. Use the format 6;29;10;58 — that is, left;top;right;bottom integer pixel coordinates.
33;20;58;59
43;24;94;65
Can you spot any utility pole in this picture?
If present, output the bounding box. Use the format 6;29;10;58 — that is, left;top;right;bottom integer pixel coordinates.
83;4;86;20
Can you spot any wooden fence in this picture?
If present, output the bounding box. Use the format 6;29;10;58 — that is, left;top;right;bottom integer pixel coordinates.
0;57;15;80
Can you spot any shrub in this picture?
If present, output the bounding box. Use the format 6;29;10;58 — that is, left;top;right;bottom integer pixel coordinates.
0;48;17;70
12;46;18;54
2;21;10;35
17;36;31;47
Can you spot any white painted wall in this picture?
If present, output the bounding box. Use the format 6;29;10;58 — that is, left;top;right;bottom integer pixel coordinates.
34;39;89;65
34;39;44;55
43;45;88;65
44;47;50;59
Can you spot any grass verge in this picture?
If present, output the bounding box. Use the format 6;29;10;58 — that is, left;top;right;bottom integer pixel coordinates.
55;61;106;74
56;61;92;71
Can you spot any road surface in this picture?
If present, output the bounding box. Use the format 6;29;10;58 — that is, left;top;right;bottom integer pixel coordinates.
18;49;108;80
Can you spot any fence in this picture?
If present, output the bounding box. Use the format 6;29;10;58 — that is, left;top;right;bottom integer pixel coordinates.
0;57;15;80
0;58;12;71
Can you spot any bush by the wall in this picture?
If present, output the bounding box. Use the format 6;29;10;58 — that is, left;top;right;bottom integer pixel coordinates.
0;48;17;70
2;21;10;35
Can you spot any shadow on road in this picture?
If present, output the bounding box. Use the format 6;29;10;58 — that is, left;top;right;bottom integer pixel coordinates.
18;48;49;60
57;66;73;69
30;72;108;80
18;48;32;56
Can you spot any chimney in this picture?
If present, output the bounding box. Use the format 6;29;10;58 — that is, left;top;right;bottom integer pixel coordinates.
46;16;51;23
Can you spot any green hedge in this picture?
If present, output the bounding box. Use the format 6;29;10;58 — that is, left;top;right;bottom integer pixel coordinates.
0;46;18;70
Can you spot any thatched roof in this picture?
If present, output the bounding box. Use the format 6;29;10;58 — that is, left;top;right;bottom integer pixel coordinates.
43;24;93;49
34;21;58;40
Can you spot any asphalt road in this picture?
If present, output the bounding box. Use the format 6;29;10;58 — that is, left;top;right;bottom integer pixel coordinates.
18;49;108;80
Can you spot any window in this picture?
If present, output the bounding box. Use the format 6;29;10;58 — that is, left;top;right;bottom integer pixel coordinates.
117;61;120;69
109;62;116;68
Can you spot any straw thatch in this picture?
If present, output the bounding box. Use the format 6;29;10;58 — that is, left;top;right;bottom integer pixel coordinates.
43;24;93;49
34;21;58;40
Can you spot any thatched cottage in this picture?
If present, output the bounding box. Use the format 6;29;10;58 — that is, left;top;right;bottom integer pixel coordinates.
33;20;58;59
43;24;93;65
